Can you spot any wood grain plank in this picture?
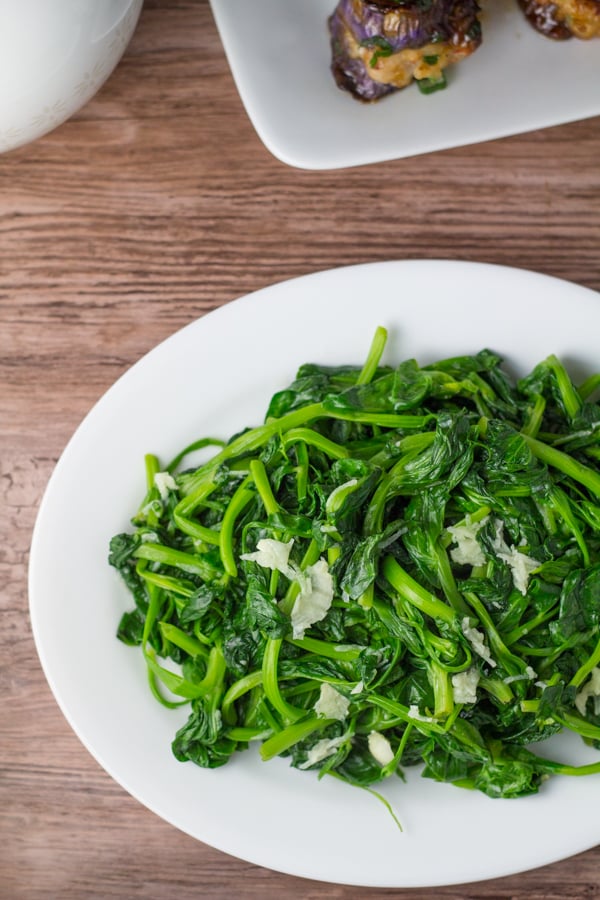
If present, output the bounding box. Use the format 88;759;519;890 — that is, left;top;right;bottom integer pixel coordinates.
2;0;600;896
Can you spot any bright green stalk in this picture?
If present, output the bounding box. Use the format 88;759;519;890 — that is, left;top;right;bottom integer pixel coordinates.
356;325;388;385
260;716;337;761
158;622;210;659
134;541;221;581
173;510;221;546
282;428;349;460
431;540;470;616
136;567;196;598
428;660;454;718
294;440;309;502
548;487;590;565
546;354;583;421
167;437;226;472
364;442;432;534
221;670;264;724
569;634;600;689
382;721;414;778
219;476;255;577
249;458;280;516
173;479;218;517
367;693;445;735
554;710;600;742
382;555;456;625
578;373;600;400
144;453;161;492
288;636;363;662
226;726;272;742
463;590;524;675
521;393;546;438
144;645;225;700
478;674;514;704
522;433;600;498
262;638;305;724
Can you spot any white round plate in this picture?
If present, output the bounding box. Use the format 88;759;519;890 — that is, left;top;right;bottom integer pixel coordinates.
30;260;600;887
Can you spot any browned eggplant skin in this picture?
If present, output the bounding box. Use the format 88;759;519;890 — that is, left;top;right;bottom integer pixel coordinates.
517;0;573;37
517;0;600;38
328;0;482;102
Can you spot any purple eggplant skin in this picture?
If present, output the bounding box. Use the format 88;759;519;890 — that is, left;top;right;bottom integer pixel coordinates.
333;0;469;51
329;7;396;100
328;0;482;102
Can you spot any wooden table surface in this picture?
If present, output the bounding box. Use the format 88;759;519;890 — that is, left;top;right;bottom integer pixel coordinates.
3;1;600;897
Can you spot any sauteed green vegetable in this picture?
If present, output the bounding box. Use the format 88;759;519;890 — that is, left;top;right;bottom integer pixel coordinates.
110;327;600;800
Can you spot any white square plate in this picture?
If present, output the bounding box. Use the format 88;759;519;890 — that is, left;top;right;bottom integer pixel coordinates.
209;0;600;170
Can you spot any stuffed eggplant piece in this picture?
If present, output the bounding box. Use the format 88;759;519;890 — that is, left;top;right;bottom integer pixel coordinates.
517;0;600;39
328;0;482;102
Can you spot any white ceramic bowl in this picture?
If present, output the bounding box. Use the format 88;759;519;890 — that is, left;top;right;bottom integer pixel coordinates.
0;0;144;153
